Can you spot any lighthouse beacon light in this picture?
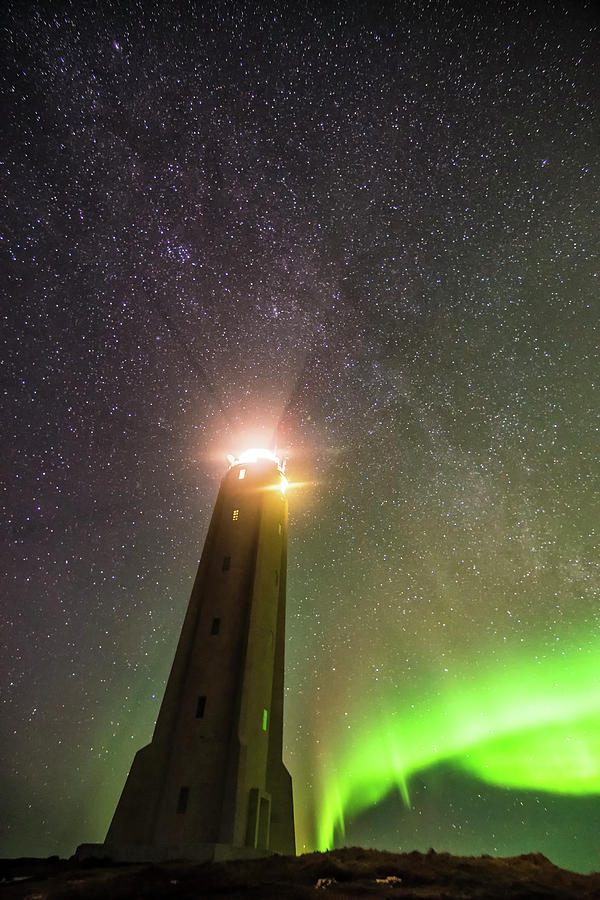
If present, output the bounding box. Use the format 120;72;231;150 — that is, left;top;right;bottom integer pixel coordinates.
229;448;286;471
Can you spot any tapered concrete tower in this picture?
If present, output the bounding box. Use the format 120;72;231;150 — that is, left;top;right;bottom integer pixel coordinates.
83;450;295;862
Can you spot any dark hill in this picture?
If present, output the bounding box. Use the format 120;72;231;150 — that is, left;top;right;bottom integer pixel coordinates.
2;847;599;899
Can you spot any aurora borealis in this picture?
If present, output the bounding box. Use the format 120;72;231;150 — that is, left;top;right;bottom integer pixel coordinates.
316;634;600;852
2;0;599;875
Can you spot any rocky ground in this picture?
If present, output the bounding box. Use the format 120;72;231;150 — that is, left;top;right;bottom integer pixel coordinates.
2;847;599;899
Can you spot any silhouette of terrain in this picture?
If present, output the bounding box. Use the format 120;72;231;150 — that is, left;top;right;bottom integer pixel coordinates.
2;847;600;899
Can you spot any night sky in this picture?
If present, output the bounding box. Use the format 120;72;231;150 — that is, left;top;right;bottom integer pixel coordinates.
2;0;599;874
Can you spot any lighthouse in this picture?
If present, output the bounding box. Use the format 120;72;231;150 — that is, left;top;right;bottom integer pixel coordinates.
81;450;295;862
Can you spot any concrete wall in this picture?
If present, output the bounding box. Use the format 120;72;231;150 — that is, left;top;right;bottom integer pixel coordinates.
103;457;295;860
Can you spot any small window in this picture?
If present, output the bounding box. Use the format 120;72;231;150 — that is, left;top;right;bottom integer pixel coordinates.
262;708;268;732
211;617;220;635
275;570;279;586
177;786;189;814
232;508;239;521
238;468;246;480
278;522;282;535
222;555;231;571
196;696;206;718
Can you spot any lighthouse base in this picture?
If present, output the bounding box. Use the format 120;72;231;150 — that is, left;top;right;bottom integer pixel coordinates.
75;841;275;863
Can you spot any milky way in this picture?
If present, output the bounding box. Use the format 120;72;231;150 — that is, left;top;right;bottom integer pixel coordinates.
2;0;599;873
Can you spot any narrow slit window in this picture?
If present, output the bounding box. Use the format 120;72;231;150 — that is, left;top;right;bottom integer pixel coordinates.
176;786;189;814
238;468;246;480
232;508;239;521
211;617;220;635
222;555;231;571
278;522;282;535
196;695;206;718
262;708;268;732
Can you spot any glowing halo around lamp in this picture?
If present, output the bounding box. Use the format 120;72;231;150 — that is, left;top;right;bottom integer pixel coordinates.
226;448;311;496
229;448;286;495
227;447;286;472
239;447;283;467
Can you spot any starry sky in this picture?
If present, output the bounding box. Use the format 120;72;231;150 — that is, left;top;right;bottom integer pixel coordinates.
2;0;599;874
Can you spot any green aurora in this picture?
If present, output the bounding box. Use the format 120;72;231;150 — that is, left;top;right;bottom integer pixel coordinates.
316;638;600;850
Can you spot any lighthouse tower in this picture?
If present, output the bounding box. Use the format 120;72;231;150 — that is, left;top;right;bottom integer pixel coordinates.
88;450;295;861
